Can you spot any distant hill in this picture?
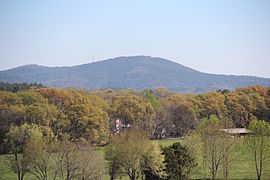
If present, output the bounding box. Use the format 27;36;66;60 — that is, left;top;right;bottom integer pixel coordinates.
0;56;270;93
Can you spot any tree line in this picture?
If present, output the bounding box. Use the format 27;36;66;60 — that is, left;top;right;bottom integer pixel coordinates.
1;85;270;152
0;82;44;92
1;83;270;179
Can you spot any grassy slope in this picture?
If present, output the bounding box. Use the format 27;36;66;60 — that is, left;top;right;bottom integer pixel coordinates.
0;138;269;180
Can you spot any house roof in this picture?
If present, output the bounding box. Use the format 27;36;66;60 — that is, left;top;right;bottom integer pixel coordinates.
221;128;252;134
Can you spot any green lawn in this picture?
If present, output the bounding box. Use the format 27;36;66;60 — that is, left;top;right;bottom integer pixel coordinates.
0;138;269;180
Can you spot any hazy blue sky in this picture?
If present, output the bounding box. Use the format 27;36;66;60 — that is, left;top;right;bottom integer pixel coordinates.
0;0;270;77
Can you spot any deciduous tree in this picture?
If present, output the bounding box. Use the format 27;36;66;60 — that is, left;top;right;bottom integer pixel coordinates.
110;95;155;132
197;115;225;180
246;119;270;180
53;135;105;180
6;123;43;180
105;129;165;180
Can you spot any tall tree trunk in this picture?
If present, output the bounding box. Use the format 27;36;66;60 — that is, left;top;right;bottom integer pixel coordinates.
14;153;22;180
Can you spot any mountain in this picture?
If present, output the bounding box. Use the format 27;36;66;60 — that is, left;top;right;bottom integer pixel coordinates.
0;56;270;93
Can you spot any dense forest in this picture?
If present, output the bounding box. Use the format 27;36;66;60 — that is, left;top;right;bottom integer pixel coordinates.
0;82;44;92
1;83;270;153
1;83;270;180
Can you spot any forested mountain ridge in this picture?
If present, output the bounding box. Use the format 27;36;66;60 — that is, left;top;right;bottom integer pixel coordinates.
1;56;270;93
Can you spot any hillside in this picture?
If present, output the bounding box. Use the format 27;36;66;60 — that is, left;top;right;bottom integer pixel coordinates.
0;56;270;93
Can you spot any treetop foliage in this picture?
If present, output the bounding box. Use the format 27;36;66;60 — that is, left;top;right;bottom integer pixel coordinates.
0;82;44;93
0;84;270;154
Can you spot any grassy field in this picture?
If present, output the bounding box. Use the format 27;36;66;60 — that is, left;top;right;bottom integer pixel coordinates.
0;138;269;180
